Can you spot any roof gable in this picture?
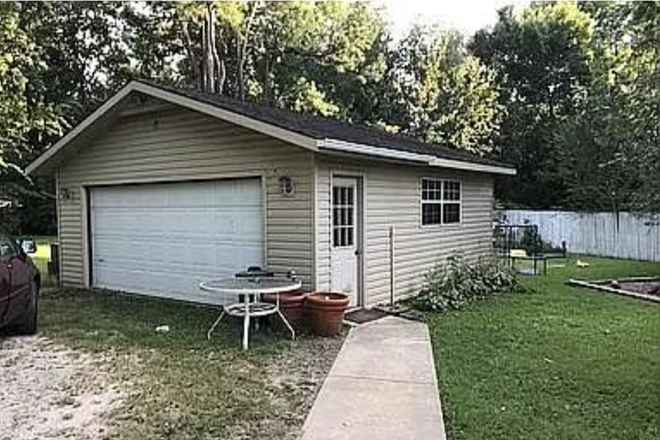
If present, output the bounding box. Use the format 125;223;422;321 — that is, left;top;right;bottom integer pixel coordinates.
27;80;515;176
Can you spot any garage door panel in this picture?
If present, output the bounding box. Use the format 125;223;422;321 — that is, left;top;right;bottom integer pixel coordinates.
91;179;263;304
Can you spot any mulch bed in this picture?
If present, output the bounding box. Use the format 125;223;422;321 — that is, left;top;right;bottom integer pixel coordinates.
568;277;660;303
606;280;660;298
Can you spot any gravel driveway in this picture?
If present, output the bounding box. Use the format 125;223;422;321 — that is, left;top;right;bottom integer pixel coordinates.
0;337;124;440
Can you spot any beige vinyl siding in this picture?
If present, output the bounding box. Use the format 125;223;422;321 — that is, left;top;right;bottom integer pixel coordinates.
315;155;494;306
57;103;314;289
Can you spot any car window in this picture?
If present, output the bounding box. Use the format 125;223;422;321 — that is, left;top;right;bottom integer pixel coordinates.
0;232;19;257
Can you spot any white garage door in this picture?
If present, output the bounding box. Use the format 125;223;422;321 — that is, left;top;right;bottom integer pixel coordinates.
90;179;263;304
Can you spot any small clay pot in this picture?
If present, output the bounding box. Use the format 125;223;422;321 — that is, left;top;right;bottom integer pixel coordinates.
306;292;350;336
262;290;307;330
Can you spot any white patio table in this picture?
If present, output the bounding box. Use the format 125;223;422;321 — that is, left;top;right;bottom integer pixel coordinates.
199;276;301;350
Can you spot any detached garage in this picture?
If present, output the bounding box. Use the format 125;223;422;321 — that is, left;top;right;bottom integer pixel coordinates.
27;80;515;307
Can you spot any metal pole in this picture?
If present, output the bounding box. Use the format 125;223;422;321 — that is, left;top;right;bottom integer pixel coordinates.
390;225;396;305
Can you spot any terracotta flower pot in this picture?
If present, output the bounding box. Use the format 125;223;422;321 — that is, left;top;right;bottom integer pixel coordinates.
306;292;350;336
262;290;307;330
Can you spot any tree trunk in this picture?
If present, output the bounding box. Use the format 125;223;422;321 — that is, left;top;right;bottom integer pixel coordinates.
201;2;216;93
180;19;199;88
211;29;225;95
238;1;260;100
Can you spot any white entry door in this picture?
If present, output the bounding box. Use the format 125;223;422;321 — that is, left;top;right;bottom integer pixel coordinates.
330;177;359;306
90;179;263;304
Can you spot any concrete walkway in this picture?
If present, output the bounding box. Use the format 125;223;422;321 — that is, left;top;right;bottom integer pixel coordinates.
300;316;446;440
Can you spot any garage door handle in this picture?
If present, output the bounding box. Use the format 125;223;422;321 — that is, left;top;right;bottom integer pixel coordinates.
98;258;105;263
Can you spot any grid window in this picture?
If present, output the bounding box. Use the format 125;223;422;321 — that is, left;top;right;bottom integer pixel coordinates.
333;185;355;247
442;202;461;224
421;179;462;226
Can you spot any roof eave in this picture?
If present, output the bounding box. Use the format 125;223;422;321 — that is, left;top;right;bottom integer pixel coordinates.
27;80;516;177
318;138;516;175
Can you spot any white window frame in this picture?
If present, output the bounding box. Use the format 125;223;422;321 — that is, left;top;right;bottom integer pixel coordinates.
420;178;463;227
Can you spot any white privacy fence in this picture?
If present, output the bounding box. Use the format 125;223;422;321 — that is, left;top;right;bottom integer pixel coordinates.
500;210;660;262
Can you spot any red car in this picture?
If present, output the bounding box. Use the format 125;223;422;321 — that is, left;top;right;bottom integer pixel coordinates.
0;229;40;335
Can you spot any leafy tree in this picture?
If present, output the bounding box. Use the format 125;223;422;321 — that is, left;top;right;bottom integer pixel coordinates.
0;2;63;167
1;1;182;234
0;1;62;230
471;2;594;208
371;25;502;154
555;1;659;213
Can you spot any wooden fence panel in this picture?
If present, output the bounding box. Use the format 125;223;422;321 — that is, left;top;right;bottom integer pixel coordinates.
501;210;660;262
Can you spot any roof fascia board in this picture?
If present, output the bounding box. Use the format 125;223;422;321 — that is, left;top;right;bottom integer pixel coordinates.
428;158;517;175
319;138;516;175
26;84;135;175
318;138;434;164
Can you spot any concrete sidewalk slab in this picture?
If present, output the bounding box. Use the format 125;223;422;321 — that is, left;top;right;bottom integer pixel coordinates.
300;316;446;440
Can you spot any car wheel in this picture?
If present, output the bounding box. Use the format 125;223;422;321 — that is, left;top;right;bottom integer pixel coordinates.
14;280;39;335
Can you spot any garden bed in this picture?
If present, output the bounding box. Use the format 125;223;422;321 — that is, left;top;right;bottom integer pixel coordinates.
568;276;660;303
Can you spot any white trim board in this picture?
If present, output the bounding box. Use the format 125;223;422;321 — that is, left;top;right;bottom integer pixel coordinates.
318;139;516;176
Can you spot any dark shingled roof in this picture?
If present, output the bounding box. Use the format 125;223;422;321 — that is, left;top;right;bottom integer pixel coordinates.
141;81;511;169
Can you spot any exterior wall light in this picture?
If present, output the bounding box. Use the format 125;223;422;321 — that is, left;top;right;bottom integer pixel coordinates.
58;188;73;201
279;176;295;196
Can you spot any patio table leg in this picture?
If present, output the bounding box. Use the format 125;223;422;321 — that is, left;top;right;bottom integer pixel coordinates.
277;309;296;340
242;300;251;351
207;308;226;340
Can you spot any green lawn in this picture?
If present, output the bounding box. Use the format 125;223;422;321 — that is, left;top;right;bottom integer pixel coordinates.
40;288;342;440
429;256;660;440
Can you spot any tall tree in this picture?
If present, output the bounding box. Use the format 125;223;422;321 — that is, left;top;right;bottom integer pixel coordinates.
1;1;182;234
470;2;594;208
553;1;659;213
391;25;502;154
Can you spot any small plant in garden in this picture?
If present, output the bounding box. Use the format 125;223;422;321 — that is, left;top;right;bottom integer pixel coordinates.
410;256;518;312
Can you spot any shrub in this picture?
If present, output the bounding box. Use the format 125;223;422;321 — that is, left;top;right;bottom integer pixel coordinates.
410;256;518;312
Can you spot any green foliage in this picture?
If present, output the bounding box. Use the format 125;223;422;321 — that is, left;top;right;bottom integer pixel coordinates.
471;2;594;208
0;2;63;165
472;1;659;213
554;1;660;213
1;1;180;233
518;227;546;254
392;26;503;154
411;256;518;312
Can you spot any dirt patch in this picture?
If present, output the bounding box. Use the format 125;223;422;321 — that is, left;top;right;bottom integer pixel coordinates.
0;336;125;440
249;334;346;440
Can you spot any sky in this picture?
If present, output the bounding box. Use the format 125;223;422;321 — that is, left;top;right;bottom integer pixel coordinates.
374;0;531;39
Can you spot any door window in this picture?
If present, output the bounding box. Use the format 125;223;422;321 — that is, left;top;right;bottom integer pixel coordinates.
332;185;355;248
